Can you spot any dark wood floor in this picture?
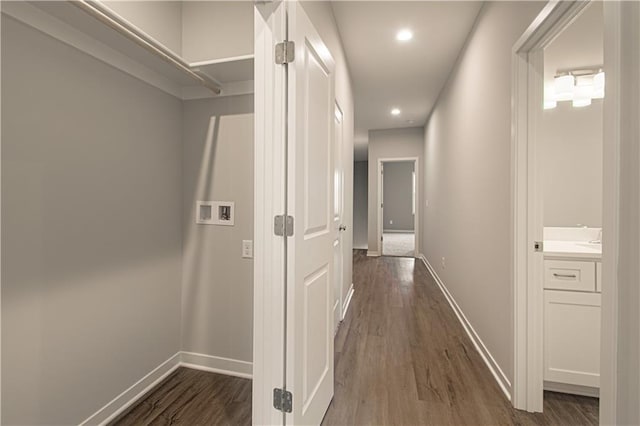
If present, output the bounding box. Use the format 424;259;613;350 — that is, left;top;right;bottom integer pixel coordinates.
113;250;598;425
321;250;599;425
111;367;251;426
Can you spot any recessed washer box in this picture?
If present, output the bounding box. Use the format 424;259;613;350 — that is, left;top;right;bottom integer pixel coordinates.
196;201;235;226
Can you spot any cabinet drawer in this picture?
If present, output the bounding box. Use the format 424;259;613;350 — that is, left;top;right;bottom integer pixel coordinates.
544;260;595;292
596;262;602;293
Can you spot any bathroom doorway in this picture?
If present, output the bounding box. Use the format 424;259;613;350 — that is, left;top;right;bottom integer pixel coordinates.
511;0;621;419
379;159;418;257
536;1;604;416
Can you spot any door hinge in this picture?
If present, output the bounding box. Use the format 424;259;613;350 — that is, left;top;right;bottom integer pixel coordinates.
534;241;544;252
275;41;295;64
274;215;294;237
273;388;293;413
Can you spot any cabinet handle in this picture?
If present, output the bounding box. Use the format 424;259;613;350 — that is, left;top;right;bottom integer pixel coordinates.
553;273;577;279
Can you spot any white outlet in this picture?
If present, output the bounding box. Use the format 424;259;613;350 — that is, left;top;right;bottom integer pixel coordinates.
242;240;253;259
441;257;446;269
390;220;393;225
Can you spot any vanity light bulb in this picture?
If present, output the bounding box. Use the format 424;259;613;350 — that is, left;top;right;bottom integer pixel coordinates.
554;74;574;101
544;84;557;109
573;82;593;107
593;71;605;99
572;98;591;108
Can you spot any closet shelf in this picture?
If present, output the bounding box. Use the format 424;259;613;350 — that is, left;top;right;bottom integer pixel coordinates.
2;1;254;99
190;55;255;86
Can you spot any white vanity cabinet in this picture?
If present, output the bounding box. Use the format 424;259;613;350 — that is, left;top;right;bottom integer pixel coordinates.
544;289;601;388
543;258;601;392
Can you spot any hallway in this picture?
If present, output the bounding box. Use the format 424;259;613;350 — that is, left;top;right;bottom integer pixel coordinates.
322;251;598;425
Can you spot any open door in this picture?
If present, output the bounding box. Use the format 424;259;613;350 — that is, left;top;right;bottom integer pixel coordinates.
333;104;345;332
286;2;336;424
254;2;335;423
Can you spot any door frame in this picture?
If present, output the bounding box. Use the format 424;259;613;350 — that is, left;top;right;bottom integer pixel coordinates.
253;2;287;425
511;1;624;419
333;101;344;328
377;157;419;258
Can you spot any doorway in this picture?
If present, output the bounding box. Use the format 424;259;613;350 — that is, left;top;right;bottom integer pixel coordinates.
538;2;603;406
511;0;618;418
378;158;418;258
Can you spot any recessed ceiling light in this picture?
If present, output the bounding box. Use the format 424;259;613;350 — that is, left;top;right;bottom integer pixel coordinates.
396;29;413;42
391;108;401;116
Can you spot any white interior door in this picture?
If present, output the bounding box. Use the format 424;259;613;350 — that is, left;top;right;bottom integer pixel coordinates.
333;104;344;331
286;2;336;424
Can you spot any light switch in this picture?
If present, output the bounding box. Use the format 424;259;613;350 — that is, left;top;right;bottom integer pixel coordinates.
242;240;253;259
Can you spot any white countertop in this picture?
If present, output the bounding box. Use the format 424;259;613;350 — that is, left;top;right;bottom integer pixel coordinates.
544;240;602;260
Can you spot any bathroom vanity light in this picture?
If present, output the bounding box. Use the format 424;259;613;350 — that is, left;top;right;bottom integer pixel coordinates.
544;68;604;109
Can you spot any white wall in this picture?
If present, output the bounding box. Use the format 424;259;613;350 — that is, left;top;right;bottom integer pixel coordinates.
353;161;368;249
181;2;253;63
103;1;183;55
422;1;544;389
2;16;183;425
541;102;603;227
368;127;423;254
181;95;254;363
300;1;355;301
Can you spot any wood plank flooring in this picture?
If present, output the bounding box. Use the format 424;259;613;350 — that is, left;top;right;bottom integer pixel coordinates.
111;368;251;426
113;250;598;425
322;250;598;425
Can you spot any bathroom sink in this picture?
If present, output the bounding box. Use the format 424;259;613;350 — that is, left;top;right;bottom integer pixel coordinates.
576;242;602;250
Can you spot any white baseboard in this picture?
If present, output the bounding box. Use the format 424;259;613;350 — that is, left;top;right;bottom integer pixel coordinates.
367;250;380;257
80;352;182;425
180;351;252;379
342;283;355;320
419;254;512;401
544;381;600;398
80;351;252;425
383;229;414;234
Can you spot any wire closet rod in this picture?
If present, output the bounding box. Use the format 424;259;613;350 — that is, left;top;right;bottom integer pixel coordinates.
72;0;222;95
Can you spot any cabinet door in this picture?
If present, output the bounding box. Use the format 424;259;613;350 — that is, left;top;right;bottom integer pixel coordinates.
544;290;601;387
596;262;602;292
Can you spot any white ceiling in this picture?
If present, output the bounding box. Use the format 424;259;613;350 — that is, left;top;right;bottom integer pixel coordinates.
330;1;482;160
